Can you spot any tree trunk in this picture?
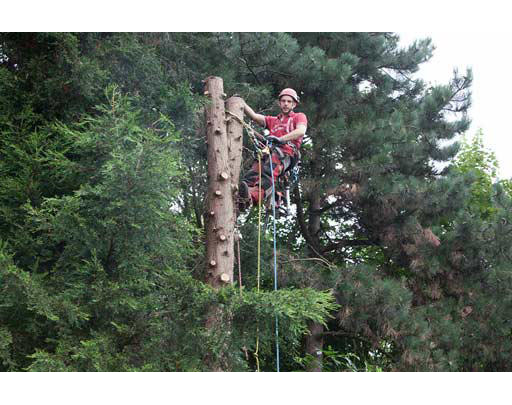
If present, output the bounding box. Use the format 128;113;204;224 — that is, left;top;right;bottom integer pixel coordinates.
203;80;245;371
295;154;326;371
225;96;244;202
305;191;325;371
305;321;325;372
204;76;235;288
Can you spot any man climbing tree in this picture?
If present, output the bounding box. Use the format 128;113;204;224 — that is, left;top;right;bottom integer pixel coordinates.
239;88;307;211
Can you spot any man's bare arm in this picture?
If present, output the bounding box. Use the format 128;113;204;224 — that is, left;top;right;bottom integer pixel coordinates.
279;124;307;142
243;102;266;127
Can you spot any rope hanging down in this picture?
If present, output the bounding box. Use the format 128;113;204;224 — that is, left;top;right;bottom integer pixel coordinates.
253;144;281;373
254;152;262;373
268;146;280;373
228;110;281;372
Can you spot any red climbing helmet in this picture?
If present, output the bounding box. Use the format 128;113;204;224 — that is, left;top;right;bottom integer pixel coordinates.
278;88;300;104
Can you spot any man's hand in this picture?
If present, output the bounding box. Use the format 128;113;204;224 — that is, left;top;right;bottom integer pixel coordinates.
266;135;284;144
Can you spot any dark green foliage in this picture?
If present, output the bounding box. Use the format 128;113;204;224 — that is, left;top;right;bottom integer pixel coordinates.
1;32;511;371
0;88;199;370
0;40;335;370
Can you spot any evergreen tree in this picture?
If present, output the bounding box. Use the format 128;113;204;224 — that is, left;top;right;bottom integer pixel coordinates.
0;34;334;370
2;32;512;371
453;128;511;218
206;32;511;370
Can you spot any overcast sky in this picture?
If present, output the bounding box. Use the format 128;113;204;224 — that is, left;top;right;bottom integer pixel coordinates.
398;32;512;179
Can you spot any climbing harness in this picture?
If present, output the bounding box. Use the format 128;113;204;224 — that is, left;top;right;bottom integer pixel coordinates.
226;111;301;224
226;110;298;217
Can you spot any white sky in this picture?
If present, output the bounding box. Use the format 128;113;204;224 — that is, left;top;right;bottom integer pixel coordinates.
398;32;512;179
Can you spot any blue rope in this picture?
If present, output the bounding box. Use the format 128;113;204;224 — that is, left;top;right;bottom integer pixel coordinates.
268;145;280;373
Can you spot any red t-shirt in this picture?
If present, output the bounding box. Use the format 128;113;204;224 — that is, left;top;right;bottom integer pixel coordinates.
264;111;307;156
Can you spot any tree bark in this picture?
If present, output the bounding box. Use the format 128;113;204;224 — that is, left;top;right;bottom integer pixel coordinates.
305;192;325;371
203;79;245;371
301;144;326;371
305;321;325;372
204;76;235;289
225;96;244;208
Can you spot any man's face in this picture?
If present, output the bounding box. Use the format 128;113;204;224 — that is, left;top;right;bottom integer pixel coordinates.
279;96;296;115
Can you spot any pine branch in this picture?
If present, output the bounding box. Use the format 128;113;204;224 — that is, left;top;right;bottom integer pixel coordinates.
294;185;327;258
238;33;262;86
321;330;395;361
321;239;375;254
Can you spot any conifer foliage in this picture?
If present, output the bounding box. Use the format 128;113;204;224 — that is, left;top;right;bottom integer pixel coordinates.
1;33;512;371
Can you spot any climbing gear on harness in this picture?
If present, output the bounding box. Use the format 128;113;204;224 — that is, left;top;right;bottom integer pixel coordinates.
226;110;301;217
266;138;292;217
